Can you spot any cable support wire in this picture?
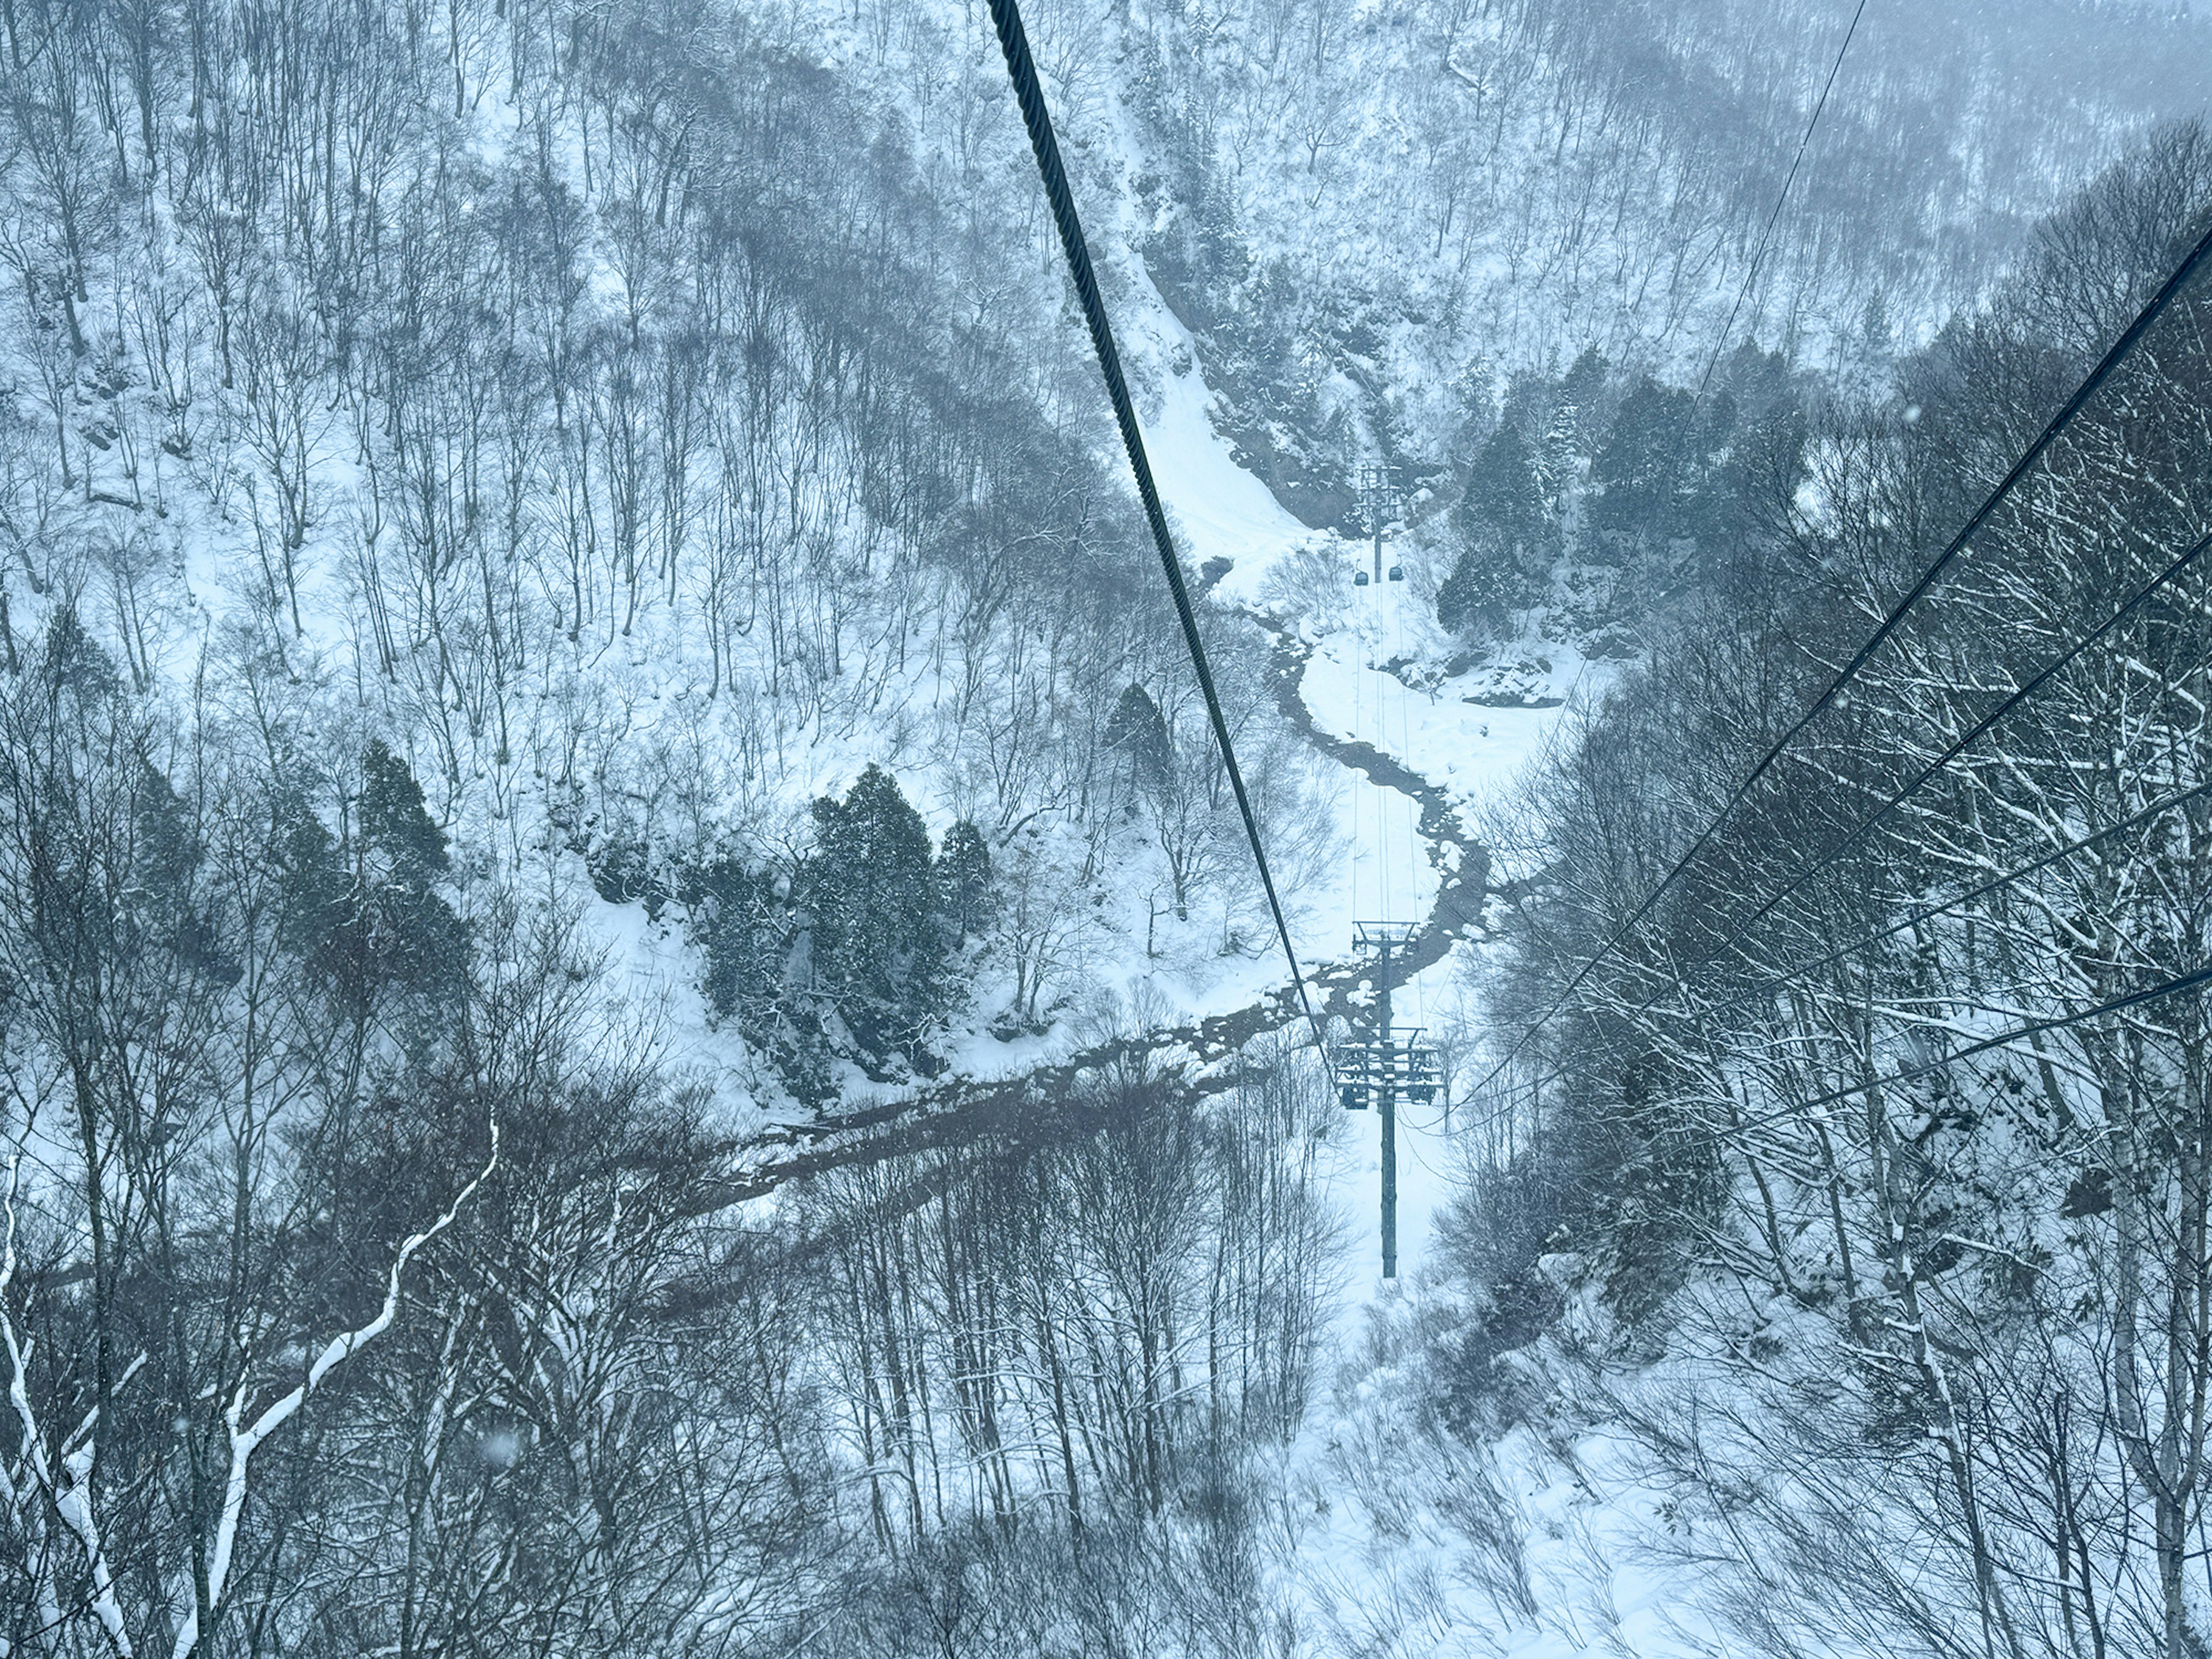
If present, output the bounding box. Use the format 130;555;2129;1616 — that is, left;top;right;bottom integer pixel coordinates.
983;0;1333;1075
1734;959;2212;1134
1491;777;2212;1111
1486;880;2212;1146
1494;520;2212;1107
1676;522;2212;978
1351;617;1362;919
1472;211;2212;1102
1666;777;2212;1033
1696;0;1869;400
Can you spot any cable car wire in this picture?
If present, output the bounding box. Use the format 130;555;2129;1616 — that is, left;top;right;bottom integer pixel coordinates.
1493;516;2212;1099
1472;210;2212;1103
1476;774;2212;1117
1740;959;2212;1131
1696;0;1869;399
1678;523;2212;975
984;0;1333;1072
1674;775;2212;1029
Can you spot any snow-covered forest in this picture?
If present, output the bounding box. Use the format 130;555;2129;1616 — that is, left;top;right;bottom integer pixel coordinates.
3;0;2211;1652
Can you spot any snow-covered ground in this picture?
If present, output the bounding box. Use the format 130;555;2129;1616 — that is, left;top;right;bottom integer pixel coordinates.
1132;291;1582;1283
1127;295;1724;1656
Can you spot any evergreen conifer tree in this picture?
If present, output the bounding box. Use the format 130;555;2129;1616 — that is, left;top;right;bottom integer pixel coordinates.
311;741;468;1033
1453;422;1552;560
685;854;791;1035
1435;543;1531;638
940;819;994;946
1588;376;1704;548
1442;422;1553;637
1103;685;1174;810
804;764;944;1055
272;786;353;965
359;739;450;885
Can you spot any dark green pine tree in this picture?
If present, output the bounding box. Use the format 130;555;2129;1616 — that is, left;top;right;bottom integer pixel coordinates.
939;819;994;946
1453;421;1553;560
359;738;450;885
1707;343;1809;547
272;787;353;967
127;752;233;982
1435;543;1531;638
39;605;120;701
1103;684;1174;809
685;855;790;1031
805;764;945;1056
1555;346;1611;439
28;613;230;984
312;741;468;1034
1588;375;1705;549
1442;420;1555;637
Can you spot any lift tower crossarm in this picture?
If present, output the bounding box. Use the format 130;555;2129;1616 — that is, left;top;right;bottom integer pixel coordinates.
1336;921;1435;1280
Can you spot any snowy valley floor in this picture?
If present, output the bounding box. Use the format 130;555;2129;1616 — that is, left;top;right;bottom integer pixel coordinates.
786;300;1723;1657
1145;331;1726;1659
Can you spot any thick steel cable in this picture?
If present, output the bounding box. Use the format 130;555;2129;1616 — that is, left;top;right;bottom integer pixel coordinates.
1474;213;2212;1101
1491;776;2212;1109
984;0;1332;1070
1524;521;2212;1085
1745;959;2212;1130
1696;0;1869;399
1499;603;2212;1104
1677;777;2212;1028
1684;524;2212;973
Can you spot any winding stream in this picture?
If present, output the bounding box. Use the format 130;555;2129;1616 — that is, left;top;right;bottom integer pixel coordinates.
700;612;1492;1206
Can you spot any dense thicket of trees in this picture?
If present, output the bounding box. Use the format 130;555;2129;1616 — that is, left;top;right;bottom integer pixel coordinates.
0;0;1336;1094
677;765;984;1086
1455;127;2212;1658
1433;338;1810;646
5;0;2209;1647
0;614;1344;1653
1112;0;2210;525
0;0;1346;1644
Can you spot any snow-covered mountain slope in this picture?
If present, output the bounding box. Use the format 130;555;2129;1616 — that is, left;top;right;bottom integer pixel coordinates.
7;0;2211;1652
999;0;2212;516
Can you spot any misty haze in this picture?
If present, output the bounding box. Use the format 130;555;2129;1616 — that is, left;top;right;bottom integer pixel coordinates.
2;0;2210;1654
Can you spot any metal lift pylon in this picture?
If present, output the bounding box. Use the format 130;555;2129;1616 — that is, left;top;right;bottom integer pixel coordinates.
1355;463;1404;586
1334;921;1440;1279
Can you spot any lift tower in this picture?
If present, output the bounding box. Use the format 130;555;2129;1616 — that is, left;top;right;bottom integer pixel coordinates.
1356;464;1402;586
1334;921;1441;1279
